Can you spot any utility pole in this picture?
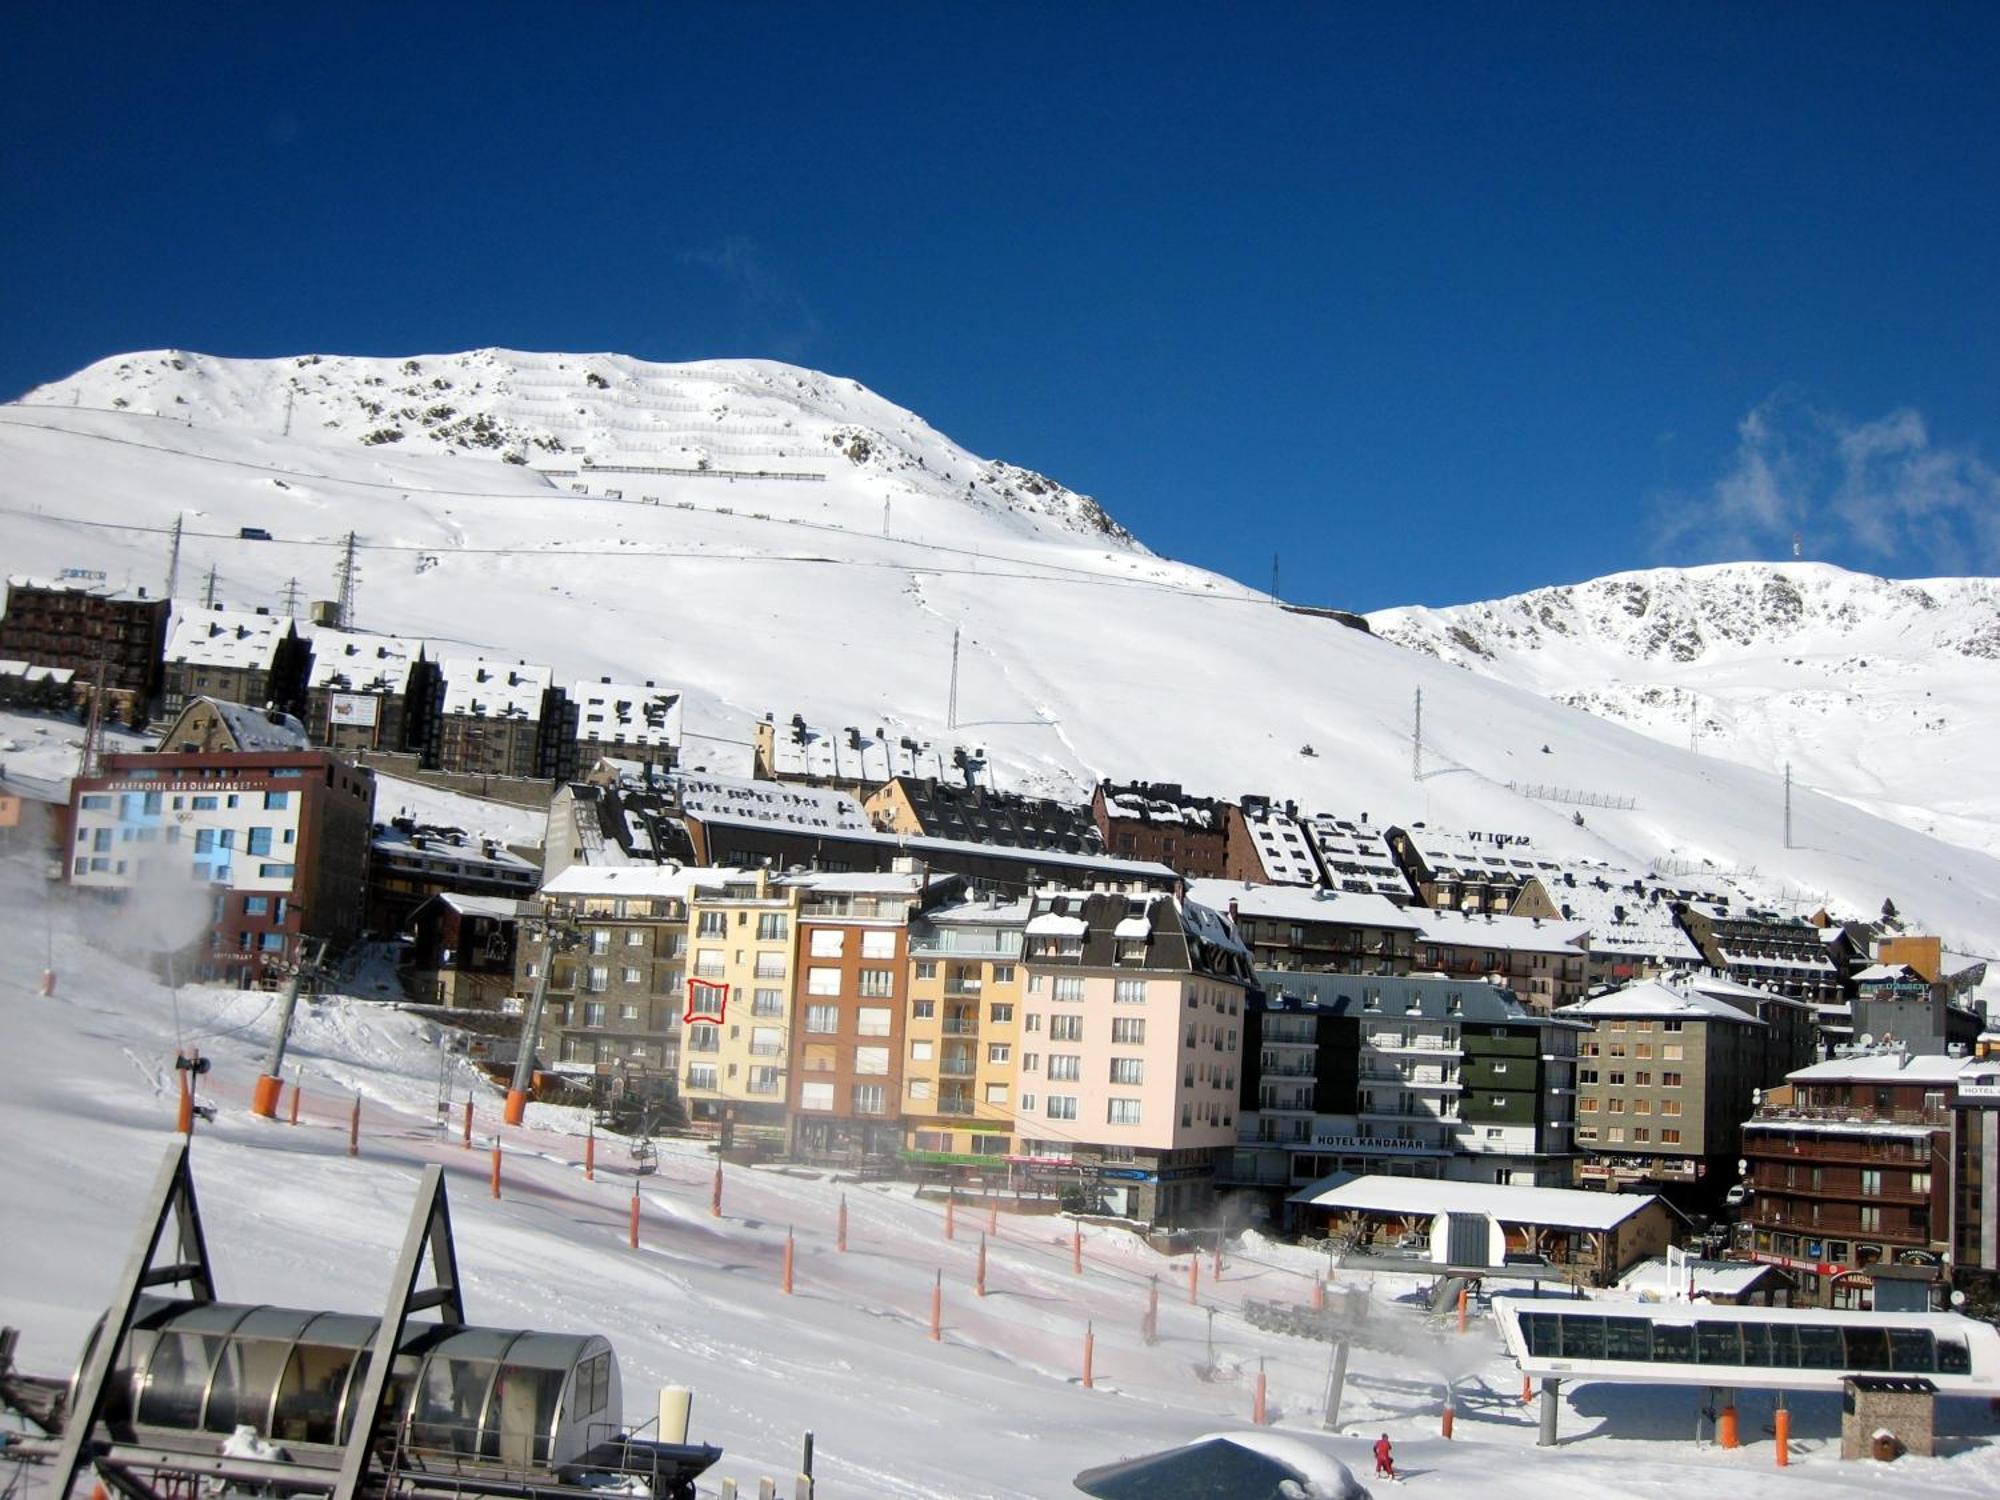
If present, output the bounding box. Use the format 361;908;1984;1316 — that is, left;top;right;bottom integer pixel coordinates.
1785;763;1795;848
280;576;303;618
883;496;891;537
250;940;325;1117
507;917;579;1125
78;648;111;779
1412;687;1423;781
1270;552;1280;605
334;530;359;629
202;564;219;610
947;626;961;731
164;512;183;600
283;387;295;439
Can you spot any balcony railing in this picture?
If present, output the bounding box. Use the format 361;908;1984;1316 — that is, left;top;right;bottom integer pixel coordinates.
945;980;984;996
942;1018;980;1036
937;1094;977;1116
939;1060;977;1077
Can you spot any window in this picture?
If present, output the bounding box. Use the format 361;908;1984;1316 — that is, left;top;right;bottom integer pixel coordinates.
857;968;894;997
807;967;842;996
1660;1099;1682;1116
243;896;269;916
626;929;648;947
754;951;786;979
1109;1057;1144;1085
1053;976;1085;1002
750;1026;783;1057
620;1003;642;1022
809;929;845;957
693;948;725;978
861;929;896;959
1114;979;1146;1004
263;790;289;810
622;967;644;985
857;1007;892;1036
756;913;789;941
987;1043;1011;1064
1107;1099;1142;1125
582;1002;607;1027
585;965;609;993
1661;1128;1681;1144
984;1083;1009;1105
247;827;273;856
992;964;1016;984
800;1081;834;1111
852;1084;886;1115
854;1046;889;1076
259;932;286;953
1606;1127;1624;1143
1633;1128;1650;1142
915;960;938;980
1050;1014;1083;1041
686;1023;720;1053
1579;1098;1599;1113
79;794;111;811
909;1039;934;1061
1663;1043;1684;1060
908;1079;932;1100
1046;1095;1077;1120
749;1066;782;1095
1020;1093;1037;1112
805;1004;838;1033
1048;1054;1081;1081
696;911;727;938
1661;1072;1682;1087
1662;1020;1683;1032
1024;1014;1041;1033
1021;1053;1039;1071
912;999;935;1019
589;930;611;955
1111;1017;1146;1044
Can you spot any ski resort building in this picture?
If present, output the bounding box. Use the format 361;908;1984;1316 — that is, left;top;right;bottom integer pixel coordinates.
901;895;1031;1174
298;625;426;753
411;657;569;781
404;891;534;1010
1542;864;1710;984
0;573;169;720
64;740;374;984
1091;780;1231;879
1221;796;1323;886
1383;825;1564;917
1012;890;1256;1225
678;870;806;1138
1676;898;1846;1003
1298;813;1410;901
864;776;1101;855
753;712;988;798
1411;907;1592;1012
1230;972;1585;1207
159;605;312;723
1185;879;1421;977
366;820;540;935
564;677;681;770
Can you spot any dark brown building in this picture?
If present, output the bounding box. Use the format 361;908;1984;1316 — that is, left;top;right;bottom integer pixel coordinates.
1092;780;1230;879
0;574;170;721
404;892;533;1010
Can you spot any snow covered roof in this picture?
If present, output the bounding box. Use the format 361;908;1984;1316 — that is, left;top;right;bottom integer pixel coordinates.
0;659;76;685
1184;879;1422;932
194;698;310;752
1854;962;1926;984
303;626;425;693
763;713;986;787
540;864;753;899
1398;825;1561;880
570;679;681;750
164;607;293;670
922;896;1035;927
1560;979;1767;1025
673;769;873;832
1027;912;1088;936
1236;807;1322;885
1298;814;1410;899
1301;1174;1661;1231
371;825;538;874
1099;782;1223;829
779;869;949;895
1414;906;1592;953
1617;1257;1789;1300
1181;897;1248;957
439;658;552;719
1542;863;1706;963
1786;1052;1974;1085
436;893;536;920
7;572;158;603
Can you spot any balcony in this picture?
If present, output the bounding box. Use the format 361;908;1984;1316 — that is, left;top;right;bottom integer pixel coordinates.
939;1059;977;1077
1366;1036;1457;1054
749;1042;785;1058
945;979;984;996
942;1017;980;1037
937;1092;977;1116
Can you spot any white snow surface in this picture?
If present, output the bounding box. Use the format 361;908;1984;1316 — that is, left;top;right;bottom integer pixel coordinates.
1369;561;2000;859
4;854;2000;1498
0;351;1996;985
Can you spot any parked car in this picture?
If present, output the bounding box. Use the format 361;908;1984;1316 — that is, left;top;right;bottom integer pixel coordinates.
239;526;273;540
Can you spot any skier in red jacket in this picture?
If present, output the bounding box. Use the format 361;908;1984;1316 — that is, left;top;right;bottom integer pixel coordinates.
1374;1432;1395;1479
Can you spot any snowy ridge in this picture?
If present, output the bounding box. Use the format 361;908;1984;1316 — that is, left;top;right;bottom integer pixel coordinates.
1369;563;2000;858
0;351;1996;975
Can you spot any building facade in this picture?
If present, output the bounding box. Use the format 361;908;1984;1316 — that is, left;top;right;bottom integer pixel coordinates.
1186;879;1420;978
0;574;170;720
679;871;805;1138
1091;781;1231;879
901;897;1031;1175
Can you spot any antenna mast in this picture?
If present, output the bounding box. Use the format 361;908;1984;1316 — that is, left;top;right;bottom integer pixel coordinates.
334;530;360;629
1270;552;1280;605
1783;761;1793;849
280;576;304;618
947;627;961;731
164;512;183;599
1412;687;1423;781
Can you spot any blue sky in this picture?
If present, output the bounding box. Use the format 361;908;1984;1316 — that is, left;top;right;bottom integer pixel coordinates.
4;6;1996;608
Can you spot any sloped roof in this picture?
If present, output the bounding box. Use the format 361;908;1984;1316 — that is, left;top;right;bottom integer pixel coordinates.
1561;979;1767;1025
1301;1173;1661;1231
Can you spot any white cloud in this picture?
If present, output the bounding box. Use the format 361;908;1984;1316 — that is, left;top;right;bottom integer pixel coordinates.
1656;394;2000;576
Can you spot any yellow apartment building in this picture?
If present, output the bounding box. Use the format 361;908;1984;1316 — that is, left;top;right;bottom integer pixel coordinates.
678;869;803;1138
901;895;1031;1178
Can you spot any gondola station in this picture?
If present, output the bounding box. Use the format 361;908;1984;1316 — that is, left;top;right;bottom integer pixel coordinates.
0;1144;734;1500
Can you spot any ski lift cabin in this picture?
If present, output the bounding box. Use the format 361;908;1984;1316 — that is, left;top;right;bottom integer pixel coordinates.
73;1295;619;1469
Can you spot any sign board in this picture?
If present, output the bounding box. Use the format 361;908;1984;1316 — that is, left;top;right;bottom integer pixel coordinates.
328;692;380;728
59;568;107;581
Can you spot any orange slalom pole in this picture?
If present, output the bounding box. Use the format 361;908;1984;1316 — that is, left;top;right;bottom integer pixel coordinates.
1072;1220;1082;1275
628;1187;640;1250
1775;1406;1790;1466
782;1227;795;1295
176;1066;193;1136
1719;1401;1739;1449
1253;1361;1268;1425
288;1082;300;1126
585;1125;596;1183
461;1096;473;1149
1312;1278;1326;1312
930;1270;942;1342
945;1192;956;1241
987;1197;998;1234
347;1093;361;1157
1521;1373;1533;1404
711;1164;723;1218
1442;1402;1455;1440
1212;1231;1223;1279
1457;1285;1470;1334
490;1138;502;1199
1145;1276;1159;1343
837;1194;849;1253
1083;1323;1095;1390
1188;1255;1199;1306
976;1234;988;1297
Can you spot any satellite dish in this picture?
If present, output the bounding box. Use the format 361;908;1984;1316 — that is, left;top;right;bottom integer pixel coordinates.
1952;1290;1968;1308
1859;1032;1876;1048
1737;1160;1748;1176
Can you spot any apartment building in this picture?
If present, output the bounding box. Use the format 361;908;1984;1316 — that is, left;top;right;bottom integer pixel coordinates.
405;892;532;1010
566;678;681;772
1298;813;1410;901
528;865;707;1081
1221;796;1322;886
66;737;374;984
0;574;169;720
753;712;989;798
1412;907;1591;1012
413;658;569;780
1565;980;1770;1199
1014;890;1255;1225
1233;973;1583;1202
1543;865;1710;984
1186;879;1421;977
1091;781;1231;878
1740;1051;1965;1309
1382;826;1562;917
864;776;1101;855
787;870;962;1162
160;606;312;722
298;625;425;754
1677;899;1845;1003
679;870;805;1137
901;895;1031;1175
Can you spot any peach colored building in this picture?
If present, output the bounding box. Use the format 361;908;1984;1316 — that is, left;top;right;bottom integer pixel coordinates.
1015;890;1255;1225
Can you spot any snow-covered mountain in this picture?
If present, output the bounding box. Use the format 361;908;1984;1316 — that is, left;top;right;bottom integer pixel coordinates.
3;350;1997;972
1368;565;2000;860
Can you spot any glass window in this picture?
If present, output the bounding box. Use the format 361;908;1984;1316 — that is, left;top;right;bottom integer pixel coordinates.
809;929;844;957
1887;1329;1934;1372
1938;1337;1972;1375
1842;1327;1891;1371
1650;1323;1692;1364
800;1081;834;1110
860;929;896;959
854;1046;889;1076
1739;1322;1772;1368
807;967;841;996
1795;1326;1844;1369
1559;1317;1605;1360
1603;1318;1650;1362
856;1007;892;1036
1695;1324;1742;1365
263;790;289;810
805;1004;838;1033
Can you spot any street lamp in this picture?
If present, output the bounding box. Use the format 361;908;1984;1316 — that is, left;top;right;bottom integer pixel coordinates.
504;911;581;1125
